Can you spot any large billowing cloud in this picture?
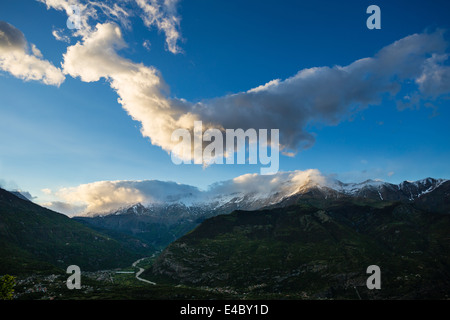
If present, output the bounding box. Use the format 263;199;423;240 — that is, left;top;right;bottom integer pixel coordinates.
62;22;202;158
0;21;65;86
47;179;202;215
60;21;450;160
193;31;450;155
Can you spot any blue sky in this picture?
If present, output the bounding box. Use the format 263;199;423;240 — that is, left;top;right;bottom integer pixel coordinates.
0;0;449;214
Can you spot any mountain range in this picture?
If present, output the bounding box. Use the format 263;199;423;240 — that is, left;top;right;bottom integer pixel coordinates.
1;175;449;299
77;176;449;217
74;177;449;250
146;198;450;299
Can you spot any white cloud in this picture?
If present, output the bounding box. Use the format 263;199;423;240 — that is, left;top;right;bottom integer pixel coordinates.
52;29;71;43
143;39;151;51
247;79;281;93
30;44;43;58
135;0;183;54
62;22;202;160
38;0;95;37
91;1;132;30
53;179;201;214
0;21;65;86
41;188;53;195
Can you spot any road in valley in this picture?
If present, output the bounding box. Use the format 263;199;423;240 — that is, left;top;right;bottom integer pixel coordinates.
132;257;156;285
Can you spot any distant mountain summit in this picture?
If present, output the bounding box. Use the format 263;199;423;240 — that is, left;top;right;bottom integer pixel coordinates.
332;177;447;201
276;177;449;209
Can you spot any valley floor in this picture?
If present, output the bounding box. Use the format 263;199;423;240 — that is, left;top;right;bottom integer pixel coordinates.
11;256;234;300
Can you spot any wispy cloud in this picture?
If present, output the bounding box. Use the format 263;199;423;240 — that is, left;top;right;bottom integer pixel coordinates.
143;39;151;51
52;29;71;43
39;0;182;52
37;0;99;37
40;201;87;217
135;0;183;54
